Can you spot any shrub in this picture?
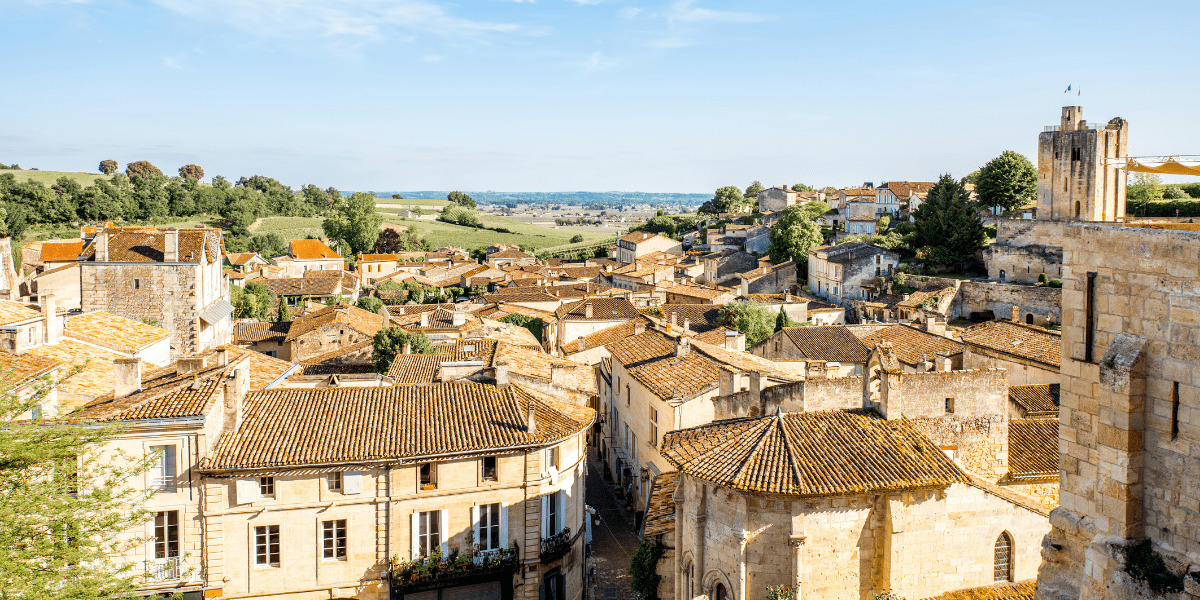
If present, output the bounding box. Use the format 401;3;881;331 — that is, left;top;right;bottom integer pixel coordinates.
1124;539;1183;593
570;234;584;243
1038;272;1048;285
629;541;664;600
372;328;435;373
1048;279;1063;288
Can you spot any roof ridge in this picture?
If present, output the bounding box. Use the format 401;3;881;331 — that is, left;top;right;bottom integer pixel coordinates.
777;413;805;493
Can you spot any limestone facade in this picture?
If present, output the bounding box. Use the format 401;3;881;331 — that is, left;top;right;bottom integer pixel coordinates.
982;219;1066;285
808;242;899;304
1036;106;1127;223
954;281;1061;326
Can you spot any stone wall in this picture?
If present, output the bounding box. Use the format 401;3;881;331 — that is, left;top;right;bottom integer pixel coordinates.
954;281;1061;325
983;219;1066;284
290;322;375;363
81;263;203;358
711;376;864;420
962;349;1058;386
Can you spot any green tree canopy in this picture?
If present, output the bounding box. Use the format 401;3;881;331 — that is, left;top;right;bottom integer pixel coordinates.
975;150;1036;213
372;327;435;373
273;297;292;322
438;205;482;228
497;313;544;343
909;173;986;270
711;185;746;213
629;540;665;600
774;306;797;332
357;295;384;313
322;191;384;256
98;159;118;175
178;163;205;181
791;183;815;192
767;204;823;271
124;160;163;179
744;181;765;199
569;234;584;243
716;300;774;347
447;190;476;209
231;281;276;320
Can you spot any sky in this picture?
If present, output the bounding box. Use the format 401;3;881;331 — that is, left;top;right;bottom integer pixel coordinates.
2;0;1198;193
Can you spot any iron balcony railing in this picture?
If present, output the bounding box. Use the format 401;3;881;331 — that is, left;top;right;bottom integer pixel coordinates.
145;556;181;581
539;528;572;563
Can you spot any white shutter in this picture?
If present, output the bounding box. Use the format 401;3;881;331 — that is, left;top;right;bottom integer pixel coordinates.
439;509;449;555
162;445;176;491
235;478;259;505
470;505;480;550
499;503;509;549
411;512;421;558
540;495;549;538
149;449;163;491
558;491;566;535
343;471;361;495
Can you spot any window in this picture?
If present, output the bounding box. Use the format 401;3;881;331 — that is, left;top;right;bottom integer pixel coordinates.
543;570;565;600
419;462;437;489
1071;147;1081;161
546;490;560;535
327;471;343;492
1084;272;1097;362
134;279;140;289
547;447;559;470
154;511;180;559
477;503;502;551
626;384;631;406
649;406;658;446
1172;382;1181;441
945;398;955;413
1026;313;1034;325
259;477;274;498
715;583;728;600
149;445;176;492
255;525;280;567
994;532;1013;582
483;456;498;482
322;519;347;560
416;511;440;556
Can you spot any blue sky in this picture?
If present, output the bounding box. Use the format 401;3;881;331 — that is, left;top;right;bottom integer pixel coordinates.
2;0;1197;192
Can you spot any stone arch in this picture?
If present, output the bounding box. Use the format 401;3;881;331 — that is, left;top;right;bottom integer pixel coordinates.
994;530;1013;582
1025;313;1034;325
680;552;696;600
703;569;735;600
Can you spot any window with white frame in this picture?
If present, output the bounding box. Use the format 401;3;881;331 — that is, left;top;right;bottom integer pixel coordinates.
255;525;280;567
415;511;441;556
149;445;176;492
476;503;503;551
259;476;274;498
322;519;347;560
327;471;342;492
154;511;180;559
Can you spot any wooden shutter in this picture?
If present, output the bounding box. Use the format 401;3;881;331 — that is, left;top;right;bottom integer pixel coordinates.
343;471;361;494
148;449;163;490
439;509;449;555
410;512;421;559
235;478;259;505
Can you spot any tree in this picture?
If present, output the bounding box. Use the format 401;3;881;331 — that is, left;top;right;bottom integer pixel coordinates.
1128;173;1163;216
716;301;774;347
774;306;796;332
569;234;584;244
909;174;986;270
248;232;287;260
124;160;163;179
372;327;435;373
0;366;155;598
178;163;205;181
629;540;665;600
438;205;482;228
975;151;1036;213
322;191;384;256
447;190;475;209
357;296;384;313
498;313;544;343
391;193;404;199
767;204;822;272
745;181;765;199
711;186;746;213
273;297;292;322
791;183;815;192
98;159;118;175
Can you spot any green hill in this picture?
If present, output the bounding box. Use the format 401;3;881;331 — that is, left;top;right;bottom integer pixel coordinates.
0;169;113;187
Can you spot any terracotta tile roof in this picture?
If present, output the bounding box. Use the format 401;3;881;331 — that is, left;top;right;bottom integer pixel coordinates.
200;345;296;390
479;303;560;323
225;269;245;280
555;266;604;279
643;471;678;538
607;330;677;366
41;241;83;262
665;284;728;301
609;331;786;399
555;298;641;320
63;311;170;355
960;320;1061;368
225;252;260;266
964;474;1049;517
921;581;1036;600
780;326;871;363
495;343;596;394
234;321;292;343
285;304;388;341
690;340;787;375
897;285;956;310
489;248;535;260
737;293;791;303
1009;419;1059;480
201;382;595;472
880;181;937;199
25;340;152;407
661;410;969;496
619;231;662;244
860;325;965;366
562;317;654;355
76;356;248;421
358;254;398;262
0;300;44;326
387;340;498;383
693;327;739;346
392;307;480;332
253;277;341;297
0;352;62;391
656;305;722;333
290;239;341;260
482;292;561;304
297;339;374;366
463;319;543;349
81;227;222;264
1009;383;1060;418
812;240;893;264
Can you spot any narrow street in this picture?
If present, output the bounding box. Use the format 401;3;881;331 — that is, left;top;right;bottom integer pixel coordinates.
585;445;640;600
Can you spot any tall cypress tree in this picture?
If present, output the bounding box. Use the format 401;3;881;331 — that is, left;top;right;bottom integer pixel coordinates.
910;174;986;270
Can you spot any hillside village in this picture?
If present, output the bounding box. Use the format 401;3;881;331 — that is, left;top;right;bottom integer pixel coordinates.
4;105;1200;600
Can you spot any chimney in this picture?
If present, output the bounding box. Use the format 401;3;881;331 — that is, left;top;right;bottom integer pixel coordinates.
527;399;537;433
634;322;646;335
749;371;762;406
495;360;509;388
551;364;568;384
920;354;934;373
674;335;690;357
576;336;586;353
1011;306;1020;322
725;331;738;351
176;356;207;376
402;341;411;355
584;302;593;319
785;290;792;302
113;358;142;399
420;312;430;327
670;312;678;331
163;229;179;263
683;318;691;335
378;303;391;329
937;353;952;372
719;368;734;397
95;232;109;262
452;305;466;327
215;348;228;367
39;293;59;345
806;360;826;380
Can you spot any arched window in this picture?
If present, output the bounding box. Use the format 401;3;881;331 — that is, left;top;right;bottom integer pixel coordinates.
1026;314;1034;325
999;270;1006;282
994;532;1013;582
714;583;728;600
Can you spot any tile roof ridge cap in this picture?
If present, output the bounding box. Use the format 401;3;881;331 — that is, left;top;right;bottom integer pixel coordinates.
776;412;805;493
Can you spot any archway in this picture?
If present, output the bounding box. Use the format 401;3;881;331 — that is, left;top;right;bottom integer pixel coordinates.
1074;201;1081;218
1026;313;1034;325
994;531;1013;582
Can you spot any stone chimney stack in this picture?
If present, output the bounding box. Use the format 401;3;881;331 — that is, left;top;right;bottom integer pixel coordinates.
378;303;391;329
683;318;691;335
634;322;646;336
420;311;430;327
39;293;59;345
674;335;690;357
215;348;228;367
163;229;179;263
1011;306;1020;322
725;331;738;350
937;353;952;372
402;341;411;355
670;312;677;331
95;232;109;262
584;302;593;319
576;336;586;353
176;357;207;376
749;371;762;406
527;399;537;433
495;360;509;388
113;358;142;399
452;305;466;327
719;367;734;397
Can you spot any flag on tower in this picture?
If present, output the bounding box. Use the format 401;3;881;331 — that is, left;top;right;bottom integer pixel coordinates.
1064;84;1071;93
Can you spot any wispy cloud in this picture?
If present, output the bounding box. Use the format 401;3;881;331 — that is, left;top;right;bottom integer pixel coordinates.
162;56;183;69
567;0;603;5
616;6;640;19
666;0;765;24
582;51;616;72
149;0;536;42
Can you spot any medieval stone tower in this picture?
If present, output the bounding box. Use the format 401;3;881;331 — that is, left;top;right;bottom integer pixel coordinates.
1036;106;1128;222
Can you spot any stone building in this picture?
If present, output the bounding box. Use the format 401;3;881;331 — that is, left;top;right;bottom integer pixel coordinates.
750;325;870;377
486;247;538;269
615;231;683;264
357;253;401;285
959;317;1060;386
858;323;965;372
283;303;391;364
1036;106;1127;222
808;242;899;304
736;261;796;295
756;186;800;213
554;298;641;348
80;227;233;359
702;250;759;286
272;239;343;277
1035;223;1200;600
982;219;1067;284
657;409;1050;600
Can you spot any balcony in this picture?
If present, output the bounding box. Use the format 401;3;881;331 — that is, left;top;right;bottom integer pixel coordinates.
539;528;572;564
145;556;181;581
389;544;519;595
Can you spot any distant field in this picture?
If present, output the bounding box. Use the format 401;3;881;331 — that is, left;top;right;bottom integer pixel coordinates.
254;217;325;241
0;169;113;187
385;214;612;251
374;198;451;207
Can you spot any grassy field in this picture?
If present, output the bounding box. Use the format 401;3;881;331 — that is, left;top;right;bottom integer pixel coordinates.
373;198;451;207
0;169;113;187
383;214;610;251
253;217;326;241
